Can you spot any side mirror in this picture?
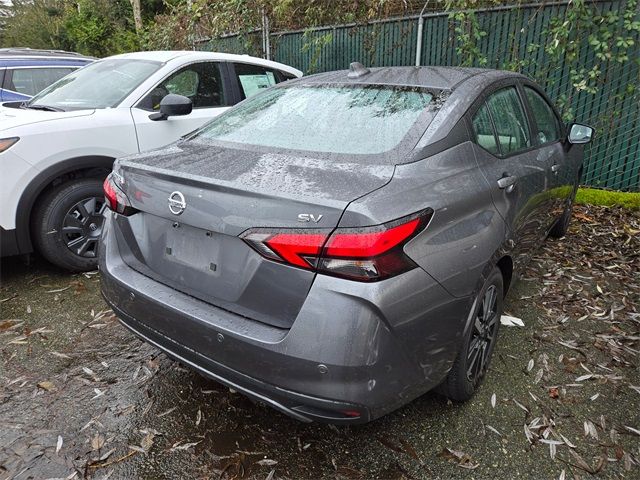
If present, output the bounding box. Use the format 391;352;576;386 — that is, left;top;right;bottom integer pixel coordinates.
149;94;193;121
567;123;594;145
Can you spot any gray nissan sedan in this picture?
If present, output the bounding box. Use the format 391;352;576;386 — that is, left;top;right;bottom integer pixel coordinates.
99;63;593;423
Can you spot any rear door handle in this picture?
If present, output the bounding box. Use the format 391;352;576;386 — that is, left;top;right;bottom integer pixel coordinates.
551;164;560;173
497;175;517;192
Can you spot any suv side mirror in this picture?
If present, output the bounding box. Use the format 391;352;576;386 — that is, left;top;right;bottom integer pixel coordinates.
149;94;193;121
567;123;594;144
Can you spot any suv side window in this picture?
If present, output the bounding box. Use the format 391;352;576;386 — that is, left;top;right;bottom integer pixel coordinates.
472;102;499;155
7;67;75;96
485;87;531;155
279;71;297;81
524;86;561;145
233;63;278;99
138;62;226;111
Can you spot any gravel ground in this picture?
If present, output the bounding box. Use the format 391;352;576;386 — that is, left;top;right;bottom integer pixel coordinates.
1;205;638;480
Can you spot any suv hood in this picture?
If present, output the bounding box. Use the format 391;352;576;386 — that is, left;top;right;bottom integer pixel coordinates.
0;104;94;132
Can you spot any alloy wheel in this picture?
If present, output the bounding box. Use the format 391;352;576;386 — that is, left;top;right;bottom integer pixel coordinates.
61;196;106;258
466;285;499;383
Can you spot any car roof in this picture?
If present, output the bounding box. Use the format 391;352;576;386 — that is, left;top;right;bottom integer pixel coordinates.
0;48;94;61
107;50;303;77
291;65;525;91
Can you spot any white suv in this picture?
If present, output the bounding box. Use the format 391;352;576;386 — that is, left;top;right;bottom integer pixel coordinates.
0;51;301;270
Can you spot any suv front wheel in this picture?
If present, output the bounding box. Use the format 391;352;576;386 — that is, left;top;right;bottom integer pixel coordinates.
32;178;106;271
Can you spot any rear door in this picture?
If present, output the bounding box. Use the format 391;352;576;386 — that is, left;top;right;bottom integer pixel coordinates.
521;83;572;224
131;61;232;152
469;82;553;270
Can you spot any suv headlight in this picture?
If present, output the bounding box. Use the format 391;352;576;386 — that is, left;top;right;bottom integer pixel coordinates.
0;137;19;153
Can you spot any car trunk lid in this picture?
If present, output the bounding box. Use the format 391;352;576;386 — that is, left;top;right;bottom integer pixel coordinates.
112;141;394;328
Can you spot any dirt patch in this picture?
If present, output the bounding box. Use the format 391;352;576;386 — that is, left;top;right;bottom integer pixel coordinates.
1;205;638;479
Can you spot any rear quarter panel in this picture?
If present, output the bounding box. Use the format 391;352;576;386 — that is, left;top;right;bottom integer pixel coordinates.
340;141;508;385
342;142;508;299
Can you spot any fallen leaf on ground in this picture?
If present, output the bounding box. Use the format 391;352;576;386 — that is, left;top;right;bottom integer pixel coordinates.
500;315;525;327
140;431;155;452
91;433;105;450
37;381;56;392
439;448;479;469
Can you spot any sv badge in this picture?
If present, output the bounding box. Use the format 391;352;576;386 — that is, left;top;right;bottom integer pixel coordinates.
297;213;323;223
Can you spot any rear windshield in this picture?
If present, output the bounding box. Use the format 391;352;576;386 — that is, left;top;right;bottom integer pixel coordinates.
192;85;433;155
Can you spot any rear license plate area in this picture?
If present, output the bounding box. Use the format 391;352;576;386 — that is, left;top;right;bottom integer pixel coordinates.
163;223;220;273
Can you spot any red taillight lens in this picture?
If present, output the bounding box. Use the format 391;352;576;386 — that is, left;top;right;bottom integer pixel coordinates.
241;210;432;282
103;173;136;216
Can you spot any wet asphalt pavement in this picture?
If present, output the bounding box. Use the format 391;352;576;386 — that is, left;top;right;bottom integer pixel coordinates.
1;206;639;479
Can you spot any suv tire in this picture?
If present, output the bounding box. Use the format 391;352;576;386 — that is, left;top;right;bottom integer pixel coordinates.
32;178;106;271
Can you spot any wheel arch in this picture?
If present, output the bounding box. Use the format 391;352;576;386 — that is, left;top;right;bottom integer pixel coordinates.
16;155;114;253
495;255;513;298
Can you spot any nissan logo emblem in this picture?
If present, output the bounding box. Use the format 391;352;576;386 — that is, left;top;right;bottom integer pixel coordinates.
168;191;187;215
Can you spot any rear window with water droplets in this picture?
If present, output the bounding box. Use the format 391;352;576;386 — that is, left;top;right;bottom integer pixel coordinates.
192;85;433;155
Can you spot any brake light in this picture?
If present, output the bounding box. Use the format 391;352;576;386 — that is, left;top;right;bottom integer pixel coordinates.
103;173;136;216
241;210;432;282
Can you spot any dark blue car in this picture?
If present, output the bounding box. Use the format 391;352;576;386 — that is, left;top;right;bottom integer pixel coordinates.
0;48;94;102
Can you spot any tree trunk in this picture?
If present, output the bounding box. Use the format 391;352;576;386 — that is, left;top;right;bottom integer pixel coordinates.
129;0;142;33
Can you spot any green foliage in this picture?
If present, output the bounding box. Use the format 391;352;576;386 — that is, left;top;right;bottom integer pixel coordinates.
542;0;639;98
445;1;493;67
143;0;405;51
63;0;140;56
1;0;165;57
1;0;68;50
301;31;332;74
576;188;640;210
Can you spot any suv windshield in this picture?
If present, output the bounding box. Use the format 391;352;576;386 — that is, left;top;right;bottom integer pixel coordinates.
27;58;161;111
192;85;433;155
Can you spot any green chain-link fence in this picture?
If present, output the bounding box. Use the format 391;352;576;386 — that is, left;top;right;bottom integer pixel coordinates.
198;0;640;191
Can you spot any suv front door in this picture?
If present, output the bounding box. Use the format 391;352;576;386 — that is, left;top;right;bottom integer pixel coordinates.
470;83;553;271
131;61;231;152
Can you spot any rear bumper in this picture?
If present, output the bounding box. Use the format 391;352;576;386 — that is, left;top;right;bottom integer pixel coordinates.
100;213;470;422
112;306;367;423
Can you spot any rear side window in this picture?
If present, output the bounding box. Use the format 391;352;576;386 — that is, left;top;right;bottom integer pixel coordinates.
233;63;278;99
485;87;531;155
472;103;499;155
524;86;561;145
8;67;75;96
139;62;226;111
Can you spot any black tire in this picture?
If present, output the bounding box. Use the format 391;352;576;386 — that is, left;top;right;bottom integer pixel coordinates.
32;178;106;272
440;266;504;402
548;195;574;239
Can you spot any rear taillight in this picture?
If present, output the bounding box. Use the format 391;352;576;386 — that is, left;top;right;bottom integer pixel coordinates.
241;210;432;282
103;173;136;216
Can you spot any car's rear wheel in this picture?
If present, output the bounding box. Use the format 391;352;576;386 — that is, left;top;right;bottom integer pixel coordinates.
32;178;106;271
439;266;503;401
